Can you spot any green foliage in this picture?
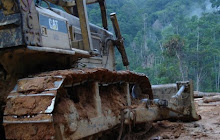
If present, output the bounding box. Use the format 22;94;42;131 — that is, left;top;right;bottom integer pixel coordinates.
210;0;220;8
88;0;220;92
163;35;184;57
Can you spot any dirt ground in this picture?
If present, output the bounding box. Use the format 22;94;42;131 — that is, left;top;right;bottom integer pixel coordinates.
144;99;220;140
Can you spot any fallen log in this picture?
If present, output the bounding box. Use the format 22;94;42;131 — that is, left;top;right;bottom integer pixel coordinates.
194;91;220;98
203;95;220;103
198;104;217;106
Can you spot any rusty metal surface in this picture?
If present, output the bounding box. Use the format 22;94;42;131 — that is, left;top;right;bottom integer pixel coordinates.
0;13;20;26
110;13;129;67
0;0;20;15
19;0;42;46
99;0;108;30
0;2;23;48
0;0;42;48
76;0;93;52
0;26;23;48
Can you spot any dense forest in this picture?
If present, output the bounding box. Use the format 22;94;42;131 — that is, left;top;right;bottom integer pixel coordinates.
88;0;220;92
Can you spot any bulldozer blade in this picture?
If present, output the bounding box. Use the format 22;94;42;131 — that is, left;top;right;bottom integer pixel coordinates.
152;81;201;121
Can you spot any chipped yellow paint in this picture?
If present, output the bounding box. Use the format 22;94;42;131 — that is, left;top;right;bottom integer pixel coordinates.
2;0;16;15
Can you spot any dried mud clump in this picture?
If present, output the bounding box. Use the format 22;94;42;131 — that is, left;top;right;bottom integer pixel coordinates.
17;77;61;94
71;84;97;119
4;96;54;116
100;84;127;116
4;123;55;140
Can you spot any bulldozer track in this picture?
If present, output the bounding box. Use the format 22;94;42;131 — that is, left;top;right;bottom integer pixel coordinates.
3;68;152;139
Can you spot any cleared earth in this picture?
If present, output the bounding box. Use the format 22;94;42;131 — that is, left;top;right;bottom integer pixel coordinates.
143;98;220;140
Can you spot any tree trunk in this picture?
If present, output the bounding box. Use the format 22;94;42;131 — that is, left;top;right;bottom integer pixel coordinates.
194;91;220;98
217;62;220;91
196;28;200;91
176;53;185;81
196;73;200;91
203;95;220;103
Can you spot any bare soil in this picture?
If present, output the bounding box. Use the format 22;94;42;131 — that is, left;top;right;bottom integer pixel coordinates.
143;99;220;140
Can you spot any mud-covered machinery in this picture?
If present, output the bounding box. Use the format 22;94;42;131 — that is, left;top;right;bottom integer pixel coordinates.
0;0;200;139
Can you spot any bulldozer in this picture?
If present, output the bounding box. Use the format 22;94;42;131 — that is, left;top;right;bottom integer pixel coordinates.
0;0;200;139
